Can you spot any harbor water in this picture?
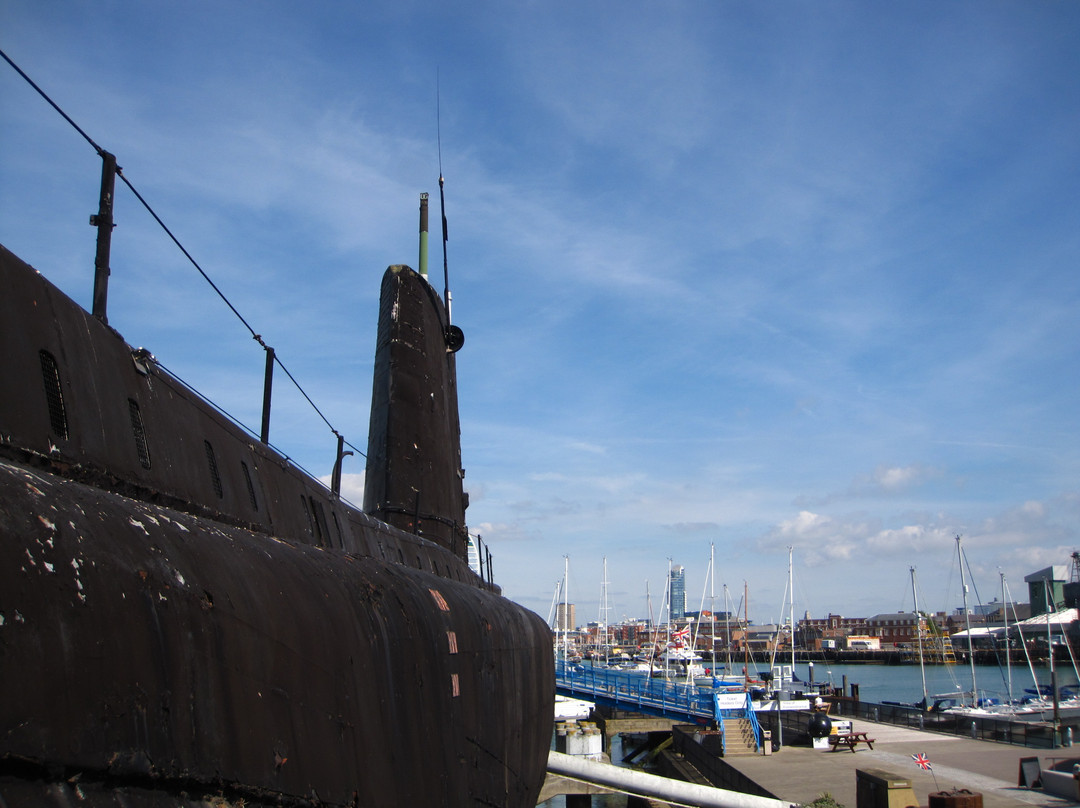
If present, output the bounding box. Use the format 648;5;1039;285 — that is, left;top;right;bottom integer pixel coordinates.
797;660;1076;704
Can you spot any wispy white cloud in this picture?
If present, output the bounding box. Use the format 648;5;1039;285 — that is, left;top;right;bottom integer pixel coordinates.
798;465;944;507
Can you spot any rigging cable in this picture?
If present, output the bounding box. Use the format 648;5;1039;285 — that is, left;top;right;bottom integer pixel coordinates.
1;47;363;459
434;72;464;353
437;71;450;320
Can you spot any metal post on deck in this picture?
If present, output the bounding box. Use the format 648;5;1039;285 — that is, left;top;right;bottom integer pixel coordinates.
91;150;117;322
331;434;353;497
418;193;429;278
260;345;275;443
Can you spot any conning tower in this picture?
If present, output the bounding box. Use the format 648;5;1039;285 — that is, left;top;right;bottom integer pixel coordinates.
364;265;469;559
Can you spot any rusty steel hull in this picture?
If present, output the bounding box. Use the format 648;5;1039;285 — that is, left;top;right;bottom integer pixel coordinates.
364;265;470;549
0;245;554;806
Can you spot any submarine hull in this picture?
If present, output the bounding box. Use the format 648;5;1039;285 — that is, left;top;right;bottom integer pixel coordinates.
0;245;554;806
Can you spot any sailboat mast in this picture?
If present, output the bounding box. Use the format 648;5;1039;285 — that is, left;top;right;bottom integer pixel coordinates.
547;580;558;628
710;543;716;667
789;546;795;673
957;535;977;704
724;583;731;669
1001;572;1013;703
1004;575;1043;703
599;556;610;662
744;580;750;690
645;579;655;676
1046;578;1058;724
911;566;928;706
664;558;673;678
562;555;569;662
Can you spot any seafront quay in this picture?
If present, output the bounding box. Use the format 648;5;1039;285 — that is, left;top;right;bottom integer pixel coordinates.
547;660;1080;807
703;713;1077;808
542;705;1080;808
829;694;1080;749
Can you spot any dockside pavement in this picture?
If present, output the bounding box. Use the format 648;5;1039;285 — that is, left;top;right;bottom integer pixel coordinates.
716;717;1079;808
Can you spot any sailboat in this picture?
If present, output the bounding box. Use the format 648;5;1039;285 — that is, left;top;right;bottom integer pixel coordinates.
911;565;932;709
918;536;1008;714
693;544;744;690
926;540;1080;720
694;548;814;711
646;559;706;683
749;547;815;711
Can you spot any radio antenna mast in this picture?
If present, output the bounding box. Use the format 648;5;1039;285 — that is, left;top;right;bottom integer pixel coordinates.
436;73;464;353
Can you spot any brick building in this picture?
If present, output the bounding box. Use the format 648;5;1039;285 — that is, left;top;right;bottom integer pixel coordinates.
868;612;918;646
797;613;870;649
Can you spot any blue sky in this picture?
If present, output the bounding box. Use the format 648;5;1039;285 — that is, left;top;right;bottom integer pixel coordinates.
3;2;1078;628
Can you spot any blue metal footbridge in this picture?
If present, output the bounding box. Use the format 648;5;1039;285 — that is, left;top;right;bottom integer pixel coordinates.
555;661;763;754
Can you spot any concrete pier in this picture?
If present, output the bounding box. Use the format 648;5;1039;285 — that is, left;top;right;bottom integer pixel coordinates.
709;717;1075;808
544;705;1080;807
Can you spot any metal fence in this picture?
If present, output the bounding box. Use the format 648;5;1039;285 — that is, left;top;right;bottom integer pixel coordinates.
833;699;1072;749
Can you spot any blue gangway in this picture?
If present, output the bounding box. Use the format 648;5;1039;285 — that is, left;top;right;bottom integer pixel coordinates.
554;660;762;751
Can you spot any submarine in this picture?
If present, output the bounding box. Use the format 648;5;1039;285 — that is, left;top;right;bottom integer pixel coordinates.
0;61;554;808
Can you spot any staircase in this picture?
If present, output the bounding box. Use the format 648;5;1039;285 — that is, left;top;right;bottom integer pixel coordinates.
721;717;759;755
921;633;956;664
916;617;957;664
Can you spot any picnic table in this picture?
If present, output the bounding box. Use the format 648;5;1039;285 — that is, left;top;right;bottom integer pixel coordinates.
828;731;875;752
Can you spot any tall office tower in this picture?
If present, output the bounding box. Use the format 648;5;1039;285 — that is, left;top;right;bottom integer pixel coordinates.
556;602;577;633
669;564;686;620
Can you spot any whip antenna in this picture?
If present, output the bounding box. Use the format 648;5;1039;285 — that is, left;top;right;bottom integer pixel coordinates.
437;74;464;353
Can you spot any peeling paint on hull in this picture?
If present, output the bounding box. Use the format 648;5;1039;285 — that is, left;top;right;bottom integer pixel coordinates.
0;245;554;806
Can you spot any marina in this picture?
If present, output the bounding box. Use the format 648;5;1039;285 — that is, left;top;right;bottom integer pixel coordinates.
554;545;1080;723
546;655;1080;806
540;700;1080;808
539;710;1080;808
548;544;1080;805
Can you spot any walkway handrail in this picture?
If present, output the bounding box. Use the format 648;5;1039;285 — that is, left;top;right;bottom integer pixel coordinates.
713;691;763;752
555;660;716;723
746;700;764;750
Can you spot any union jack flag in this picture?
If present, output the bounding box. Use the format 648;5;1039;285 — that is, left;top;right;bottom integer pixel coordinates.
912;753;932;771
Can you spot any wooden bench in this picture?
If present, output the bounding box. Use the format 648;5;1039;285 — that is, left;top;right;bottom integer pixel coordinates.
828;731;875;752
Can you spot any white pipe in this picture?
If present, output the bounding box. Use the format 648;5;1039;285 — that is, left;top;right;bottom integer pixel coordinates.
547;751;795;808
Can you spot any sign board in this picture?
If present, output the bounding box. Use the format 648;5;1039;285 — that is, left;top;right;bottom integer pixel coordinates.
715;692;750;710
1019;757;1041;788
